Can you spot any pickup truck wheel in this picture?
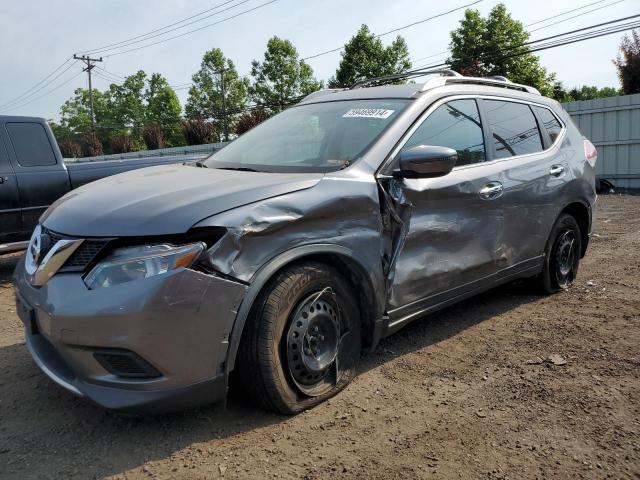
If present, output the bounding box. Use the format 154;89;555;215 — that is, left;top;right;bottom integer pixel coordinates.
236;262;361;414
538;213;582;294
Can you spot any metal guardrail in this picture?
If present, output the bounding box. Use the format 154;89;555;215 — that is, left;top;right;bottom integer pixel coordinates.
64;142;228;163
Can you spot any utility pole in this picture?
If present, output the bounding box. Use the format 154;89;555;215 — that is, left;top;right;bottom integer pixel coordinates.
73;54;103;133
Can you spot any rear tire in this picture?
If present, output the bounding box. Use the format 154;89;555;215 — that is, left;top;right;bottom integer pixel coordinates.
537;213;582;294
236;262;361;414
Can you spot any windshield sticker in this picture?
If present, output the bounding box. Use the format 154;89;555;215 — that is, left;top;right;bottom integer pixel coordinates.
342;108;395;119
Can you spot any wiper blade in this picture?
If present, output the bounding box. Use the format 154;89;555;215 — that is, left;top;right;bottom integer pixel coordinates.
215;166;263;173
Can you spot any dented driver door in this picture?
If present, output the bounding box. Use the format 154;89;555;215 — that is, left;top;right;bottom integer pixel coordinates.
379;98;506;329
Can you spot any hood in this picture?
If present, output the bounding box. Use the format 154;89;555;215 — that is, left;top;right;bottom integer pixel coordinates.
41;164;322;237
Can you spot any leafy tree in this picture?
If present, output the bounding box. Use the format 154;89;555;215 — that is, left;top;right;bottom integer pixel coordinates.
58;88;110;139
250;36;322;112
110;134;135;154
56;71;184;152
614;29;640;94
182;118;217;145
329;25;411;87
144;73;184;146
58;138;82;158
186;48;248;140
554;84;619;102
107;70;147;133
78;132;103;157
235;108;271;135
449;4;556;96
142;123;164;150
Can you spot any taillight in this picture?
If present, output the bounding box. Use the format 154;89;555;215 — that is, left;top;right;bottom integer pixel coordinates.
584;138;597;168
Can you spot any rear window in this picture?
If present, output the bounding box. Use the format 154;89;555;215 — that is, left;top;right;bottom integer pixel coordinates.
5;122;57;167
484;100;543;159
533;106;563;144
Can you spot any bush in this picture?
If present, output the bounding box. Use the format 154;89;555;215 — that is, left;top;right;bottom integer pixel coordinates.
182;118;217;145
235;109;271;136
58;138;82;158
79;133;104;157
142;124;165;150
111;135;135;154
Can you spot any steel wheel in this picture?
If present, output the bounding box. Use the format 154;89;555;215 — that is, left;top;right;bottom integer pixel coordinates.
285;291;347;397
554;229;578;288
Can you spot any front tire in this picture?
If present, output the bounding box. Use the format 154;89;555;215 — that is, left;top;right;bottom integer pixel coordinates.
236;262;361;414
537;213;582;293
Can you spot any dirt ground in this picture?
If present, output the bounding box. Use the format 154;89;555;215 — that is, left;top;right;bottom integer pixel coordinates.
0;194;638;480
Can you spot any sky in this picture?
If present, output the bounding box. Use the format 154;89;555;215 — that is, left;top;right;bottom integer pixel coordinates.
0;0;636;120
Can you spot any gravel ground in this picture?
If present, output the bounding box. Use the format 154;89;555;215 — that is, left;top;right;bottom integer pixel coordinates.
0;194;638;480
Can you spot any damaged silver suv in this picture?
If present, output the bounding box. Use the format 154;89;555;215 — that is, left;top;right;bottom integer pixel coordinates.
14;70;597;414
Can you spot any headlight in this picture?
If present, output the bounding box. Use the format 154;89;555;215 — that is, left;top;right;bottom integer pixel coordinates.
84;242;205;290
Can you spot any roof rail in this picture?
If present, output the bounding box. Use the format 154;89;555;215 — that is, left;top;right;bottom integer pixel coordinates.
350;69;461;89
420;74;540;95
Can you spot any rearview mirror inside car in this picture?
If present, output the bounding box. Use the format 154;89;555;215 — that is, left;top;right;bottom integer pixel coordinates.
397;145;457;178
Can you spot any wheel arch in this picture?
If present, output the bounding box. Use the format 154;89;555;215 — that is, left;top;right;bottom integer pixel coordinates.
225;244;385;373
559;201;591;257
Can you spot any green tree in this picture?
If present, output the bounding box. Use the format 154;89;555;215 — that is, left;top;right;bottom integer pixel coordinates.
250;36;322;112
329;25;411;87
186;48;248;140
554;84;620;102
106;70;147;136
614;29;640;94
56;71;184;152
449;4;556;96
58;87;111;146
144;73;184;146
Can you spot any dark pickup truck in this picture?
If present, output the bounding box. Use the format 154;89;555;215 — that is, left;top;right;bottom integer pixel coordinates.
0;115;200;253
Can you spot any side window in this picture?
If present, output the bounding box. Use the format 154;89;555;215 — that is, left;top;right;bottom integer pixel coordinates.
403;99;486;166
533;106;563;144
484;100;543;159
5;122;57;167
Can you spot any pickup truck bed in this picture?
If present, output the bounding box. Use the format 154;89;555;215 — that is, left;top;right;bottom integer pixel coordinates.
0;115;204;252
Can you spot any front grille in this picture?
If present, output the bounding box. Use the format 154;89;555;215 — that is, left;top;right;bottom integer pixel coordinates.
93;350;161;378
64;240;109;269
41;227;109;271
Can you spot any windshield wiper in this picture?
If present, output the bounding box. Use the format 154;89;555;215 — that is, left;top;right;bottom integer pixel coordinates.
215;166;263;173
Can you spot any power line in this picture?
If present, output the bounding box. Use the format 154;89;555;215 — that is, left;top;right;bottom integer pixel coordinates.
98;0;279;58
169;1;486;93
409;0;628;68
79;0;244;55
83;0;254;56
0;58;76;110
529;0;627;33
95;66;125;80
0;71;84;114
526;0;608;27
302;0;484;61
410;16;640;71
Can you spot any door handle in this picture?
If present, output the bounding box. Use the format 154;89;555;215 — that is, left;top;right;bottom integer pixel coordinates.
0;176;6;184
549;164;565;177
479;182;503;200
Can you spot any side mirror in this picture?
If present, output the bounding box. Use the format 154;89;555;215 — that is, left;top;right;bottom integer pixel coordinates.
397;145;457;178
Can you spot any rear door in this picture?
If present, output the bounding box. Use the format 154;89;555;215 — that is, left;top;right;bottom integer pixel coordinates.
1;121;71;233
382;97;506;325
0;130;22;242
480;98;563;268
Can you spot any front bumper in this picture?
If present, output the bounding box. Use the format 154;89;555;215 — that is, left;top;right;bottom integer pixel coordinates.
14;257;247;414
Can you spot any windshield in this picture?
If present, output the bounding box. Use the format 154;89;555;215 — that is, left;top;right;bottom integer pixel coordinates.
204;99;410;173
